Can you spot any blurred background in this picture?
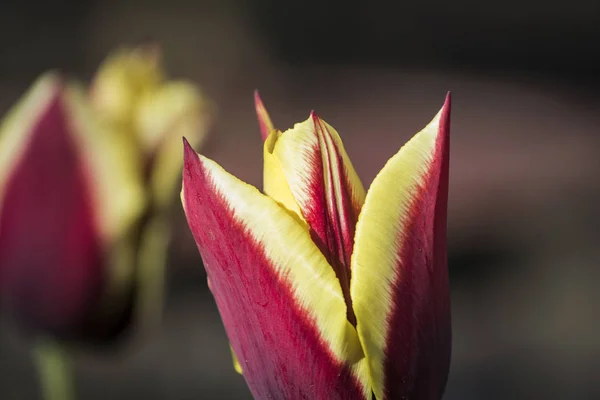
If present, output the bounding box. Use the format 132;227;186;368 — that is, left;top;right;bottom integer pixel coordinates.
1;0;599;399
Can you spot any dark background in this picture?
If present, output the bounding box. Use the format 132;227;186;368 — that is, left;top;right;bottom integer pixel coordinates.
1;0;599;399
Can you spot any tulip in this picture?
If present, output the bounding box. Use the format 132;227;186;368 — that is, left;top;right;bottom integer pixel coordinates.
0;47;210;399
90;45;213;209
181;93;451;399
88;45;213;330
0;75;145;341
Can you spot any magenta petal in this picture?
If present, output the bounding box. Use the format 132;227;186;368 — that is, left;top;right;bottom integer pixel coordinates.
181;140;368;400
351;94;452;400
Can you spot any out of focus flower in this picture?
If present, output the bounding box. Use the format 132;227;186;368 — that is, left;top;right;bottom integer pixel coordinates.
90;45;212;208
181;93;451;399
0;46;211;345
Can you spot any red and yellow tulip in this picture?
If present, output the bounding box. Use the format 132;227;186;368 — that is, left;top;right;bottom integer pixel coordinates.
0;46;211;344
181;93;451;399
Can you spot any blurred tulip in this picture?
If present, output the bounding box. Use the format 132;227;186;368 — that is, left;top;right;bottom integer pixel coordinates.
0;46;211;345
0;75;143;341
89;46;213;337
181;93;451;399
90;45;212;208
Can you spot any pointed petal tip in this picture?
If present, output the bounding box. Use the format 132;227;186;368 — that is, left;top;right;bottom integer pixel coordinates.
33;71;66;101
254;91;275;142
442;91;452;115
0;72;69;151
253;90;262;105
39;70;65;84
182;136;201;170
439;92;452;140
182;136;197;161
181;137;201;205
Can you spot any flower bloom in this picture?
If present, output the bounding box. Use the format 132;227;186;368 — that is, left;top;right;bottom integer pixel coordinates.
0;47;211;344
181;93;451;399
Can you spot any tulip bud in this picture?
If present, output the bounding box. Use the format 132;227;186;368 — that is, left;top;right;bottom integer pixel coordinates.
0;74;145;342
90;46;213;209
0;46;212;346
89;45;163;130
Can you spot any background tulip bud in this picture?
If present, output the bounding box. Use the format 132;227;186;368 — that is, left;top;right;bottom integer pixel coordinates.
0;74;145;343
0;46;212;346
0;45;213;400
90;46;213;209
89;45;163;130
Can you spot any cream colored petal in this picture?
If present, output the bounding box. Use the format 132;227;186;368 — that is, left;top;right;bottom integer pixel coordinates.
262;129;305;223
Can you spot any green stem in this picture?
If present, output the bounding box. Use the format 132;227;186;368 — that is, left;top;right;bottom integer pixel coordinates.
33;340;75;400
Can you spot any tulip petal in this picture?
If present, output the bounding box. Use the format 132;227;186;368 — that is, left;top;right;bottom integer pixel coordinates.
351;95;451;400
63;82;145;243
181;140;371;399
89;45;163;129
64;80;147;341
254;91;275;142
135;81;212;209
0;76;101;336
262;129;305;221
266;114;366;323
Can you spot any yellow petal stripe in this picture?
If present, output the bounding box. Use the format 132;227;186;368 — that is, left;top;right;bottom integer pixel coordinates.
262;129;305;223
63;81;145;245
